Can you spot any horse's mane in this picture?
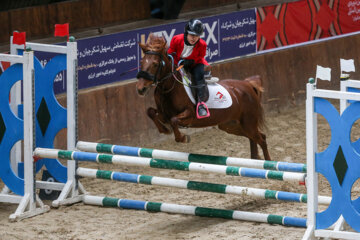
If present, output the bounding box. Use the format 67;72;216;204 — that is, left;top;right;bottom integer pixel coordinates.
145;34;167;52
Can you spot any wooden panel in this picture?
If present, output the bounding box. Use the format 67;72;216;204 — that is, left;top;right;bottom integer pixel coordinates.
49;0;95;30
9;5;50;38
99;0;150;25
182;0;237;11
2;0;151;44
0;12;10;44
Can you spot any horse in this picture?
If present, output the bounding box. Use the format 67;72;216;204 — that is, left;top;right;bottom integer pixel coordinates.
136;34;271;160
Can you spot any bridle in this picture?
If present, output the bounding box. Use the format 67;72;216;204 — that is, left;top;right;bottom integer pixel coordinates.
136;50;167;85
136;50;189;94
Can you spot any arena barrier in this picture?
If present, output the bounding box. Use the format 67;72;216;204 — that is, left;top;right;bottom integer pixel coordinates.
76;141;307;173
0;50;50;220
303;79;360;239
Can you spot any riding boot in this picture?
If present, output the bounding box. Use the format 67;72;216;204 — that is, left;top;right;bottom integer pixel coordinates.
196;84;210;118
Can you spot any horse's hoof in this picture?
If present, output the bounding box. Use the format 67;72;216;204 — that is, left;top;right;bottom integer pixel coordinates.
175;135;190;143
160;128;172;134
183;135;190;143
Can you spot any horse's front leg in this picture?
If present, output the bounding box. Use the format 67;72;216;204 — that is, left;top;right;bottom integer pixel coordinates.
147;107;172;134
170;109;193;143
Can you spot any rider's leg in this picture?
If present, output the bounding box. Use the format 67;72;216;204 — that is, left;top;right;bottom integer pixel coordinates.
191;64;209;118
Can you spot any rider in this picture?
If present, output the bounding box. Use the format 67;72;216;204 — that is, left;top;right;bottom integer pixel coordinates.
168;19;210;118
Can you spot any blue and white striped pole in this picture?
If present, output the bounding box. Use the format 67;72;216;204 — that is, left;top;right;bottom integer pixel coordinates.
77;167;330;205
76;141;307;173
34;148;306;183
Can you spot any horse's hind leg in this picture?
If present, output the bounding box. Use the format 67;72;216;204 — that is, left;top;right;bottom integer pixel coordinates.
147;107;171;134
249;132;270;160
249;139;260;160
259;133;271;160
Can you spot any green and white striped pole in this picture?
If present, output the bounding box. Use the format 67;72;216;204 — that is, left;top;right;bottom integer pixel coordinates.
76;141;307;173
34;148;306;183
83;195;307;228
77;167;330;205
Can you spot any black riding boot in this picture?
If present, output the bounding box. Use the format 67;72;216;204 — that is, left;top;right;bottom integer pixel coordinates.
191;63;210;118
196;85;208;117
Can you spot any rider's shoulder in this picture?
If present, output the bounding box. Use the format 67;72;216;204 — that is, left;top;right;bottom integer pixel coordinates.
198;38;207;47
173;34;184;40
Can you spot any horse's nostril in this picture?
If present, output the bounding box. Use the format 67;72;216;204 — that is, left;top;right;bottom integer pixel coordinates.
138;87;146;95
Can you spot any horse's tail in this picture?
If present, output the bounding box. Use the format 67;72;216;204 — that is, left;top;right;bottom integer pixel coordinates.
244;75;266;131
244;75;264;99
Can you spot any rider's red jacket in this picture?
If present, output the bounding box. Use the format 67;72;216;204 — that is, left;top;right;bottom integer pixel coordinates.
167;34;209;66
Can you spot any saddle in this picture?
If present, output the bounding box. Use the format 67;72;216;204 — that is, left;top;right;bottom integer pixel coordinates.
181;69;233;109
182;70;219;102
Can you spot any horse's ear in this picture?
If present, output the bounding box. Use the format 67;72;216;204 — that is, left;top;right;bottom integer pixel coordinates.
146;33;154;44
139;42;147;52
162;38;167;47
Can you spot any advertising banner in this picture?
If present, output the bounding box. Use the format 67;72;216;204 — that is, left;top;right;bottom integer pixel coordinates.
45;9;256;94
257;0;360;51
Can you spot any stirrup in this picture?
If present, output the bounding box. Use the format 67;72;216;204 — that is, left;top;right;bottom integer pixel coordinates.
196;102;210;119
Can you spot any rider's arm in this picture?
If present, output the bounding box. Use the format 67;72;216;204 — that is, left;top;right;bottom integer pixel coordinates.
167;37;180;64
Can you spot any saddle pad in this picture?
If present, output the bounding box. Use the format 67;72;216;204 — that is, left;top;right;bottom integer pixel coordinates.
183;77;232;109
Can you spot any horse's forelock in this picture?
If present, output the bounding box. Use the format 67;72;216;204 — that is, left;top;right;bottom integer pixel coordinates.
146;35;166;52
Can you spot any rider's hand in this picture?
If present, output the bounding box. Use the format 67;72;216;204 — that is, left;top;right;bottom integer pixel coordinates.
180;59;195;69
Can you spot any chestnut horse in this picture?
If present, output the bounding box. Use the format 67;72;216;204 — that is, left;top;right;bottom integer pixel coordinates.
136;34;270;160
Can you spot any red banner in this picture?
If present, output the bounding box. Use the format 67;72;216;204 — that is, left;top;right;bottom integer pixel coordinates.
257;0;360;51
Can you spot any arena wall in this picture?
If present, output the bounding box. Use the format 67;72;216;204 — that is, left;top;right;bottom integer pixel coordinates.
54;33;360;147
0;0;237;44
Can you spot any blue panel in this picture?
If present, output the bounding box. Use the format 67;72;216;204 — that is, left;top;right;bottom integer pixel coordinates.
113;146;140;156
119;199;146;210
346;87;360;104
17;104;23;119
34;56;67;183
112;172;139;183
314;97;360;231
0;64;25;195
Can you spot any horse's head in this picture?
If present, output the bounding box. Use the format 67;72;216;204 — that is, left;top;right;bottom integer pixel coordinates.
136;33;169;96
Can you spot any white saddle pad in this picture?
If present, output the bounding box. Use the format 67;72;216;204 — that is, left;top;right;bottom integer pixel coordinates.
183;77;232;109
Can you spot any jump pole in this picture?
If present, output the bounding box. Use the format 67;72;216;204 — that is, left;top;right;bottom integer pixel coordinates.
84;195;307;228
76;141;307;173
77;167;330;205
34;148;306;183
